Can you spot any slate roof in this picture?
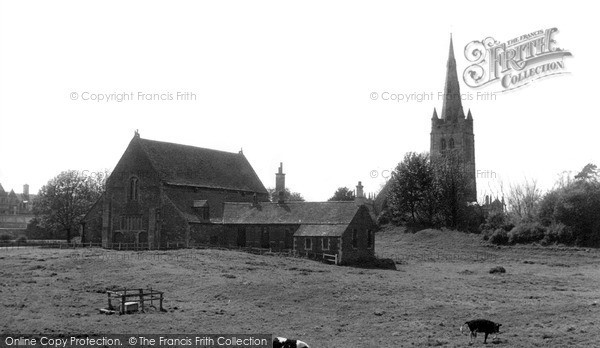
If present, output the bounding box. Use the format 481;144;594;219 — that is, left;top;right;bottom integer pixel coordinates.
294;224;348;237
136;137;268;194
222;201;361;225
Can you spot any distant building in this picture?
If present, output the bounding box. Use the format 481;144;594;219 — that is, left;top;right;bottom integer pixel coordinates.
0;183;35;231
482;195;505;215
82;134;376;264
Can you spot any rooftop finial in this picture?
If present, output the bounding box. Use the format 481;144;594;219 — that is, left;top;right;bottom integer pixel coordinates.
134;129;140;138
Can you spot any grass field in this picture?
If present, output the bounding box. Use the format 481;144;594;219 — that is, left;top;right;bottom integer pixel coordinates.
1;227;599;347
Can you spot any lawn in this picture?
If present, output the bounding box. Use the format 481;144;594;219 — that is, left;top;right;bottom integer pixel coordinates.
1;227;599;347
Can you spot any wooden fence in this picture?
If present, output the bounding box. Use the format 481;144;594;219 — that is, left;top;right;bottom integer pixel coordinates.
294;250;339;265
105;288;165;315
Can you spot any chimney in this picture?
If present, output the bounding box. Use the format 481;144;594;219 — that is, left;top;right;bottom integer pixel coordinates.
23;184;29;197
355;181;365;205
275;162;285;204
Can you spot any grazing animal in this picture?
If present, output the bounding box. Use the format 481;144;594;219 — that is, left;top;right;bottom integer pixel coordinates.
273;337;310;348
460;319;502;344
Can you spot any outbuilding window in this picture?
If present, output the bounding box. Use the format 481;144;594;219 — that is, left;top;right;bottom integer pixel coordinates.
305;237;312;250
322;237;329;251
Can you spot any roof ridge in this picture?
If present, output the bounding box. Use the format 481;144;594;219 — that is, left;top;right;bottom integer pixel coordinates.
139;137;242;156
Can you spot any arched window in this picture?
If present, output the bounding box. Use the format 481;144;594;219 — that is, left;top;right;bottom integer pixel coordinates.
441;138;447;151
129;177;139;201
449;138;455;149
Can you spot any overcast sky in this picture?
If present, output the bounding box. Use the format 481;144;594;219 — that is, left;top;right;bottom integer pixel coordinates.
0;1;597;201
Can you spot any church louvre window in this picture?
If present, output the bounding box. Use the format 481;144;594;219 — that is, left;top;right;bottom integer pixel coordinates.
449;138;455;149
441;138;447;151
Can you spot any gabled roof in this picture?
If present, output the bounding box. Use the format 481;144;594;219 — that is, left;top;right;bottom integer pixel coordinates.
222;201;362;225
135;137;267;193
0;183;5;193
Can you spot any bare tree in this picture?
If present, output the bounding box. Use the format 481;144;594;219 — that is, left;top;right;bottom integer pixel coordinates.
507;178;542;222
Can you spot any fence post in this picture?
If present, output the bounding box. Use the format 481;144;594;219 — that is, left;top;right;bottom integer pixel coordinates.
139;289;144;312
120;293;125;314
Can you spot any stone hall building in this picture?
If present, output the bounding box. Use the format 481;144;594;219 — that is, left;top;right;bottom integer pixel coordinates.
82;134;375;264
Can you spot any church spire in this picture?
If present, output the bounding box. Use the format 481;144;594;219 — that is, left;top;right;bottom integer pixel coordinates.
441;34;465;121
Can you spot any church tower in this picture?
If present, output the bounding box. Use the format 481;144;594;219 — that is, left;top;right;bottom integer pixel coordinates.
430;35;477;202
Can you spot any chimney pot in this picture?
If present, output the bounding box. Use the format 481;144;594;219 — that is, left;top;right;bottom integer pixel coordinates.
355;181;365;205
275;162;286;203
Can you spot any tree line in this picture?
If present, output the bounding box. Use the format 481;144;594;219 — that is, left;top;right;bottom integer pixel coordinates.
381;151;600;247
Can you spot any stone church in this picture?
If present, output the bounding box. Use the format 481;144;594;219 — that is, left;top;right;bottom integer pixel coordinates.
430;36;477;202
375;36;477;214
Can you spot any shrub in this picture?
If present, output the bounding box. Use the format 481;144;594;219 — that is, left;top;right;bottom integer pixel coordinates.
0;234;11;243
489;229;509;245
542;223;574;245
15;236;27;244
502;221;515;232
481;228;493;241
489;266;506;274
508;222;546;244
376;211;391;226
460;205;485;233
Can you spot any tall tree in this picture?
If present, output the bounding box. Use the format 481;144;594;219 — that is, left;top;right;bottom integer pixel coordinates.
574;163;599;182
432;150;470;228
267;187;305;202
328;187;355;201
387;152;436;225
33;170;106;242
